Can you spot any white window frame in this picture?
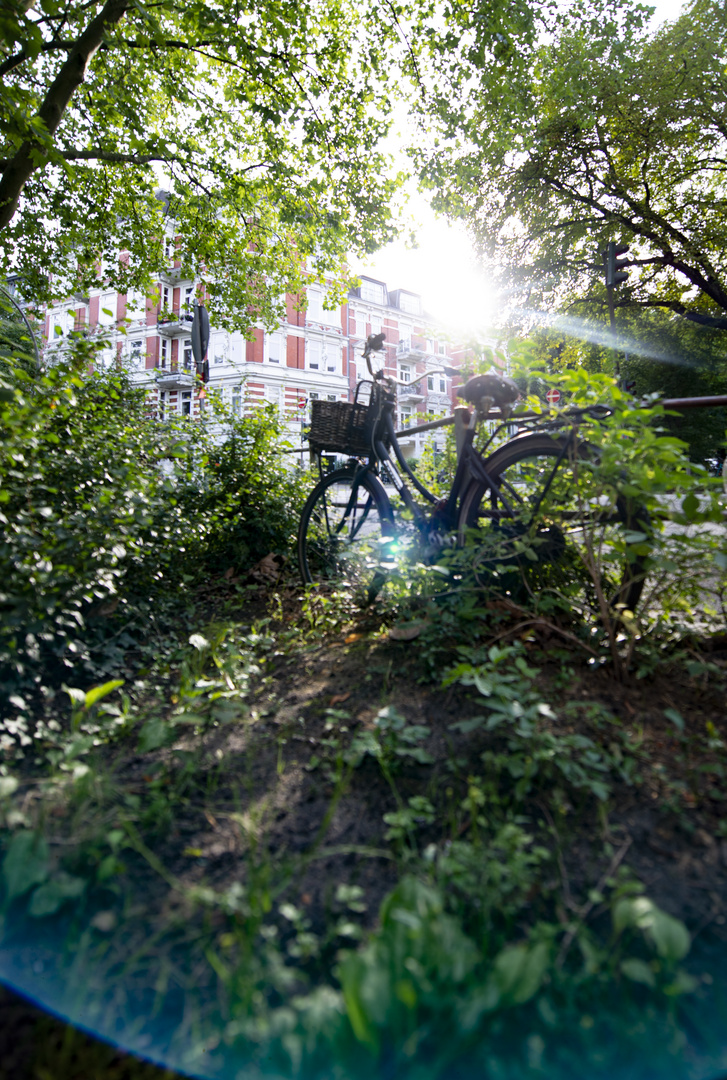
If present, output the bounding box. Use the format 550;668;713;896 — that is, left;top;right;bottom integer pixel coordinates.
399;363;412;383
399;293;420;315
182;338;193;369
128;338;144;368
98;292;116;327
265;331;283;364
159;337;169;369
360;280;385;305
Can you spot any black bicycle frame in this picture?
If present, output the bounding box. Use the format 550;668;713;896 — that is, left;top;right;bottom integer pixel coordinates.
367;407;579;534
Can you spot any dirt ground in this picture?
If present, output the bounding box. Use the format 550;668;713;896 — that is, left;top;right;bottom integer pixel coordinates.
2;587;727;1077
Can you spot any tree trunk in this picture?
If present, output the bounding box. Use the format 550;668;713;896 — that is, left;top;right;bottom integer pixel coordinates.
0;0;129;231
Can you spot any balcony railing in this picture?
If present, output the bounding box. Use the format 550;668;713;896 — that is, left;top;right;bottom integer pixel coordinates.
396;341;424;361
157;310;193;337
156;362;196;390
398;384;425;403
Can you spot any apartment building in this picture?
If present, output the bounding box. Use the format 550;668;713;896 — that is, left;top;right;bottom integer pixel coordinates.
42;266;467;458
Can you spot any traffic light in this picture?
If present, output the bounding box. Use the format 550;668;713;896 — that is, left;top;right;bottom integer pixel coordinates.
604;241;630;288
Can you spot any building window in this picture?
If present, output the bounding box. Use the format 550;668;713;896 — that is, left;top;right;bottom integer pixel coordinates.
231;385;242;414
129;338;144;368
211;334;226;365
181;390;192;417
49;308;74;338
159;337;169;369
370;313;382;335
307;288;339;326
183;285;194;314
306;288;322;322
399;364;411;383
438;340;447;356
98;292;116;326
400;405;412;428
266;331;283;363
126;290;146;320
158;391;167;421
399;292;420;315
307;340;321;370
183;338;193;369
160;285;171;312
327;393;337;402
325;340;340;374
360;280;385;305
354;310;366;338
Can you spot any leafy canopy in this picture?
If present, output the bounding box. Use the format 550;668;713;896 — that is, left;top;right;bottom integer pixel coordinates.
0;0;406;325
0;0;547;326
417;0;727;328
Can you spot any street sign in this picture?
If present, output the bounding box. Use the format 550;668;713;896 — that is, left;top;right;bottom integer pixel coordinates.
546;388;561;405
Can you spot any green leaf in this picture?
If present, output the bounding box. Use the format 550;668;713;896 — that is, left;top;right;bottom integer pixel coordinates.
620;958;656;988
493;941;549;1004
647;909;690;962
137;718;172;752
28;872;86;918
84;679;124;709
2;831;49;903
664;707;685;734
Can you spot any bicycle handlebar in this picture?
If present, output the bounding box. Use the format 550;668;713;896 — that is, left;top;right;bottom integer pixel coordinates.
361;331;459;385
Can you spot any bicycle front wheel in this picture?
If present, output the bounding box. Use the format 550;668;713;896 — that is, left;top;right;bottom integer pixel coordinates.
298;466;396;601
458;433;650;616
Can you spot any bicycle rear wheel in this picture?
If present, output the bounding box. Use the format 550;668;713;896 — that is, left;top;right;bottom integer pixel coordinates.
298;466;396;601
458;433;650;615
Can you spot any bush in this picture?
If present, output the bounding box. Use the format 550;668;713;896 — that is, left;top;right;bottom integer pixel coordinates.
0;338;307;726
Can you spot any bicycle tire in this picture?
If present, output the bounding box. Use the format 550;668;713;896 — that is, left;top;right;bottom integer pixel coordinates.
298;466;396;602
458;432;650;615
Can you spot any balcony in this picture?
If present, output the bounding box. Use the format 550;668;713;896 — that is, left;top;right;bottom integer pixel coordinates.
157;310;194;337
158;265;190;285
156;363;196;390
396;341;424;362
398;384;425;403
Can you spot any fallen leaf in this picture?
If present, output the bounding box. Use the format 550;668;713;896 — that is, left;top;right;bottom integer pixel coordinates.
204;810;218;829
389;621;428;641
345;633;364;644
329;693;350;706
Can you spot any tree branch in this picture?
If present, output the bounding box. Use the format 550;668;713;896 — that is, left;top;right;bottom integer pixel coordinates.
0;0;130;231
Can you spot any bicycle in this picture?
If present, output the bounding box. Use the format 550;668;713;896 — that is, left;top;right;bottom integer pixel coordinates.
297;333;651;614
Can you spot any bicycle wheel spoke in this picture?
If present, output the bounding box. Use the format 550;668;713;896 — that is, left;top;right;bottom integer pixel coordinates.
459;434;650;616
298;467;395;601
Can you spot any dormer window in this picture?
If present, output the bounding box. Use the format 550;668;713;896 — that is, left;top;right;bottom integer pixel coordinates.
360;280;385;305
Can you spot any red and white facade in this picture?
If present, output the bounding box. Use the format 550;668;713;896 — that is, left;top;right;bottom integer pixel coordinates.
43;268;470;456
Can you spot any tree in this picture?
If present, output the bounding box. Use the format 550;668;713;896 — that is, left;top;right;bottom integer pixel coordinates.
0;0;417;327
418;0;727;330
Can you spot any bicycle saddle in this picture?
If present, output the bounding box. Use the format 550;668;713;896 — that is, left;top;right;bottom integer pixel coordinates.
457;372;520;410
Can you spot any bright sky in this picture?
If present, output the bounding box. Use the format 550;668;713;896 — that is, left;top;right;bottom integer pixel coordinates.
352;0;688;338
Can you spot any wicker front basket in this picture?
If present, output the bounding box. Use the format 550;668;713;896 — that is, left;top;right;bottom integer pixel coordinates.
308;399;373;455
